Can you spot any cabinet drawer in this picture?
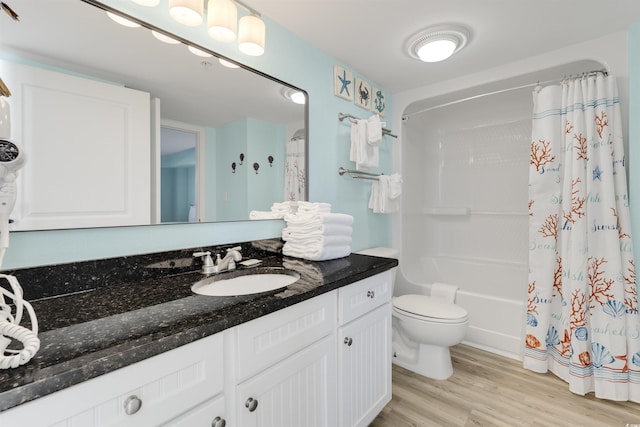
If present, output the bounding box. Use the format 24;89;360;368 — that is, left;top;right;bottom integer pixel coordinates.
236;291;336;382
0;333;224;427
163;394;225;427
338;271;392;325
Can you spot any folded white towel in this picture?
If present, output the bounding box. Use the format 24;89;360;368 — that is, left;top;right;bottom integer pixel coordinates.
282;224;353;239
282;233;353;247
250;210;285;220
271;201;298;213
283;243;351;261
297;201;331;213
284;212;354;226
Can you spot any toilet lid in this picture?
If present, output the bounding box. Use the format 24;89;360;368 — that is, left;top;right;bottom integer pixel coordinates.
393;295;468;320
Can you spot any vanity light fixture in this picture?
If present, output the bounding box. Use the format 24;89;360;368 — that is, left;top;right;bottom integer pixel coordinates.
238;13;265;56
169;0;204;27
208;0;237;42
152;30;180;44
132;0;160;6
219;58;240;69
107;11;141;28
406;25;469;63
162;0;266;56
188;45;213;57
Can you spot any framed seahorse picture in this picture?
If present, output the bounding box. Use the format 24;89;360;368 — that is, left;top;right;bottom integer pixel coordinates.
333;65;354;101
371;86;386;117
354;76;371;110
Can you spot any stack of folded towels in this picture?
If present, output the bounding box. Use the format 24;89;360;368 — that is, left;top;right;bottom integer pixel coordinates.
249;201;298;220
282;202;353;261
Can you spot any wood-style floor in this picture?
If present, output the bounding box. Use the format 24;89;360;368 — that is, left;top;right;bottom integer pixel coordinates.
370;344;640;427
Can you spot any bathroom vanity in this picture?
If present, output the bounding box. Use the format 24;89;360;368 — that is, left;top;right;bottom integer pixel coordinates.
0;240;397;427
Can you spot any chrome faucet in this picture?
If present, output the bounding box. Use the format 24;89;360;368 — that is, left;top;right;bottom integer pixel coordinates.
214;246;242;273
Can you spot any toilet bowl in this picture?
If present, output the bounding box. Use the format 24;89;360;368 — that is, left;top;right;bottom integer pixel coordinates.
356;247;469;380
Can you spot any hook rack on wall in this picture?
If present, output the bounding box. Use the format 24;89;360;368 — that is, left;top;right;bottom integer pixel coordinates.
338;112;397;138
338;166;382;181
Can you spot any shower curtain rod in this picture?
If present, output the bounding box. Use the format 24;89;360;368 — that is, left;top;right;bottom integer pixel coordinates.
402;69;608;121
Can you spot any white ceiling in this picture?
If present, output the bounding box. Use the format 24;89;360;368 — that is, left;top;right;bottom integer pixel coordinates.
257;0;640;94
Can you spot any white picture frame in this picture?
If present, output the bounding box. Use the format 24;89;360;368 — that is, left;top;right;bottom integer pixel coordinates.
354;76;371;110
333;65;354;101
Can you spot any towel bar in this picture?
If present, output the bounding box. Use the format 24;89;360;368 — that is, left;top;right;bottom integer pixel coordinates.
338;112;397;138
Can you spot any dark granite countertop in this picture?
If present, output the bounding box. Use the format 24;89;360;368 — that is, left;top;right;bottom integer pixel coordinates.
0;239;397;412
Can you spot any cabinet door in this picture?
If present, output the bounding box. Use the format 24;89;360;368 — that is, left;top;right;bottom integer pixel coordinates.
237;335;337;427
0;58;150;230
162;394;225;427
338;303;392;427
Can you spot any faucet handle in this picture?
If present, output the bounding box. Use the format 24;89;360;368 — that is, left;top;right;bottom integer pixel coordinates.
226;246;242;252
193;251;215;274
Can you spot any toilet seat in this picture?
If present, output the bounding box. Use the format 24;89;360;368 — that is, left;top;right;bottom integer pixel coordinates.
393;295;468;324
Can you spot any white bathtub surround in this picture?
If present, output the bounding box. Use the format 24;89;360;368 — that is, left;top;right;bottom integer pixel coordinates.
525;73;639;403
282;211;353;261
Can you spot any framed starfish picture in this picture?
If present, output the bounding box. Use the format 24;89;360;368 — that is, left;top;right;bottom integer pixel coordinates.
334;65;353;101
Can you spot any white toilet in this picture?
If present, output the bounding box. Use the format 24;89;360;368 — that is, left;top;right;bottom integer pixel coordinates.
357;247;469;380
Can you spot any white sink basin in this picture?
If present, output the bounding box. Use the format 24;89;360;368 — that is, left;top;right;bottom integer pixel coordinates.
191;268;300;296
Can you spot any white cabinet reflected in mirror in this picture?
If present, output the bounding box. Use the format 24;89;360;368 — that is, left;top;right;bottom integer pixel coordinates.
0;0;307;231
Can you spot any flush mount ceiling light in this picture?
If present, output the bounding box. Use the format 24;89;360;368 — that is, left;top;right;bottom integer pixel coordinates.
406;25;469;63
281;87;306;105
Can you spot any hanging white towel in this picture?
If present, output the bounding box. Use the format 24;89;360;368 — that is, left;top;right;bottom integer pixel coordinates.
367;114;383;145
368;174;402;213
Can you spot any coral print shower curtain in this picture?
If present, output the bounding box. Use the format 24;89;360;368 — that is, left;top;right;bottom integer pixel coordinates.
525;72;640;402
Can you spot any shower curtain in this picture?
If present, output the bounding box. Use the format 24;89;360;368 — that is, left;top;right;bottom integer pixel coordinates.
525;73;640;402
284;136;306;201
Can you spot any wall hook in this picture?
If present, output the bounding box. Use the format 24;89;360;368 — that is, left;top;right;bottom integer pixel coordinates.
231;161;236;173
268;155;274;167
253;162;260;174
239;153;245;165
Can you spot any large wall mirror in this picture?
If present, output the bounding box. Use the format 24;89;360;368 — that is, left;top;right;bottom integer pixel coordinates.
0;0;307;231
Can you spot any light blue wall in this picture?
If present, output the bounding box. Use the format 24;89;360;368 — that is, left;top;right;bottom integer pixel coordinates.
3;0;393;269
629;23;640;269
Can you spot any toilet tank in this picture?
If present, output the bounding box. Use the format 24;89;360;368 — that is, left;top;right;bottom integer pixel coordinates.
356;247;399;288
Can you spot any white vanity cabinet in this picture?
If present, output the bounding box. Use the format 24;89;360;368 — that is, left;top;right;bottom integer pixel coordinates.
233;291;338;427
0;333;225;427
0;270;395;427
337;270;393;427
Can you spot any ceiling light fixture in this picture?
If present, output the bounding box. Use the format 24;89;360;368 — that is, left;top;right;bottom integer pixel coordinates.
132;0;160;6
238;13;265;56
219;58;240;68
208;0;237;42
406;25;469;63
151;30;181;44
169;0;204;27
188;45;213;57
107;11;141;27
281;87;306;105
